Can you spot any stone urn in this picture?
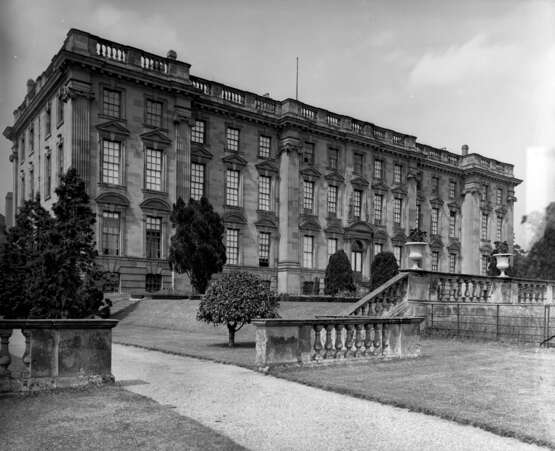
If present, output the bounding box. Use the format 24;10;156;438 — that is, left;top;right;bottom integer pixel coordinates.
493;253;512;277
405;242;427;270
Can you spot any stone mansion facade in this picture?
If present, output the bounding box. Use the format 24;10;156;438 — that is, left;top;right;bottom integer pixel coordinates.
3;29;522;294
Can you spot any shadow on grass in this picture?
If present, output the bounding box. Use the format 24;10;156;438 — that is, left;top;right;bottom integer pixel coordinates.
207;341;256;349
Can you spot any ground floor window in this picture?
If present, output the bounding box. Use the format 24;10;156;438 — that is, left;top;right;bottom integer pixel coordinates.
449;253;457;273
303;235;314;268
226;228;239;265
258;232;270;267
145;273;162;292
481;254;489;275
431;251;440;271
101;271;120;293
393;246;403;265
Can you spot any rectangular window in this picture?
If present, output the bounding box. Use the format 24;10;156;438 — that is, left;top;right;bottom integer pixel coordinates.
496;216;503;241
449;253;456;273
373;194;383;224
432;176;440;194
45;102;52;135
102;211;120;256
432;251;439;271
303;143;315;165
353;190;362;218
328;148;338;170
481;213;489;240
101;139;121;185
145;99;163;128
303;236;314;268
303;180;314;212
374;243;383;256
393;246;402;265
258;136;271;158
482;184;489;202
327;185;338;216
393;198;402;225
481;255;489;275
190;163;205;201
145;148;163;191
351;251;362;272
191;120;205;144
103;89;121;118
226;127;240;152
29;168;34;199
225;169;240;206
226;229;239;265
145;274;162;293
449;181;456;199
394;164;402;184
258;232;270;267
58;142;64;180
258;175;271;211
29;125;34;154
496;188;503;205
449;211;457;237
146;216;162;259
373;159;383;179
431;208;439;235
327;238;337;258
45;154;52;198
353;153;363;175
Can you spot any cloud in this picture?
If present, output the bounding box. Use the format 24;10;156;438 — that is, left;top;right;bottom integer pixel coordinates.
409;34;515;86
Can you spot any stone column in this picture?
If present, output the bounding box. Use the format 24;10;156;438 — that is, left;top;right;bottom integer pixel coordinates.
65;80;94;187
174;109;193;202
277;136;301;294
506;189;517;253
461;180;482;274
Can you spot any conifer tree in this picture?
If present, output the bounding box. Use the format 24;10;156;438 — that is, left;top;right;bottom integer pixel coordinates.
169;197;226;293
324;250;356;295
370;252;399;291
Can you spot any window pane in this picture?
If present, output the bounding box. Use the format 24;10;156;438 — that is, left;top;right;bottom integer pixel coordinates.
258;136;271;158
353;190;362;217
329;148;338;169
374;160;382;179
303;180;314;212
102;211;120;256
191;163;205;200
103;89;121;118
394;198;402;224
432;252;439;271
146;216;162;259
449;211;456;237
327;185;337;215
258;176;271;211
449;181;456;199
374;243;382;256
373;194;383;224
351;250;362;272
327;238;337;258
102;140;121;185
393;246;402;264
226;127;240;151
226;229;239;265
303;236;313;268
354;153;363;175
496;217;503;241
145;100;162;127
431;208;439;235
481;214;489;240
226;169;240;206
192;120;205;144
259;232;270;267
449;254;456;273
145;274;162;292
394;164;402;184
145;148;163;191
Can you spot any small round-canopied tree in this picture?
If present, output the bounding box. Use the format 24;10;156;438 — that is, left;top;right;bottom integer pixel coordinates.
197;271;279;346
324;250;355;295
169;197;226;294
370;252;399;291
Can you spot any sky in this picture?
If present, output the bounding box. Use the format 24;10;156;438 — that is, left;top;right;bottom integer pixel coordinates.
1;0;554;245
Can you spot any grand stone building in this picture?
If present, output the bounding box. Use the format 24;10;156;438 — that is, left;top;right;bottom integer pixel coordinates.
3;29;522;294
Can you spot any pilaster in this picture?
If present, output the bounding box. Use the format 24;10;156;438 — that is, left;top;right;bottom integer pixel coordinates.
461;180;481;274
174;106;193;202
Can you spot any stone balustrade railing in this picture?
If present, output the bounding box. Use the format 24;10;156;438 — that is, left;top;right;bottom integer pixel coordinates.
254;316;423;369
0;319;117;393
342;273;409;316
405;269;555;305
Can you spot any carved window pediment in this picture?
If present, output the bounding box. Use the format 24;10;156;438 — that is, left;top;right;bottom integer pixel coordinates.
325;171;345;184
351;176;369;188
344;221;373;241
373;227;388;244
140;129;172;147
96;120;130;138
429;197;444;208
391;230;407;245
480;243;493;253
95;192;130;207
391;184;408;196
371;181;389;193
429;235;443;250
223;207;247;225
495;205;508;216
255;159;279;175
299;214;321;231
447;201;461;211
325;217;344;235
222;153;247;168
447;239;461;253
299;166;322;180
139;197;171;213
191;146;213;163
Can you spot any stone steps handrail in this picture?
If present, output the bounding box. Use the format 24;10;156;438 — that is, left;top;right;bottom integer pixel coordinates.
254;316;423;369
0;319;118;393
340;272;409;316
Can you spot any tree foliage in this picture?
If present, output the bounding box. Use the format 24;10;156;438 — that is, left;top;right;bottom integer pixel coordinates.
370;252;399;291
324;250;355;295
168;197;226;294
0;169;106;319
522;222;555;280
197;271;279;346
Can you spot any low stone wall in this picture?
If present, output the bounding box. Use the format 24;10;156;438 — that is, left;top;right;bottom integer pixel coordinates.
0;319;118;393
253;317;423;369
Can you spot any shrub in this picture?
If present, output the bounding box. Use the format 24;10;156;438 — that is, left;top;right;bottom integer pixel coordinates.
169;197;226;294
197;271;279;346
324;250;355;295
370;252;399;291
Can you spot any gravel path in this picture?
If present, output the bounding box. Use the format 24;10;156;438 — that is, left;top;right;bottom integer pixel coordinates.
112;344;546;451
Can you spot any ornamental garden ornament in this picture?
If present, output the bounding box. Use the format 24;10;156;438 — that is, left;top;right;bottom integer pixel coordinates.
405;229;427;270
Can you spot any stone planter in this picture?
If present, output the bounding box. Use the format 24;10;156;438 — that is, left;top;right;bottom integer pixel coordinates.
493;253;512;277
405;242;427;270
0;319;118;393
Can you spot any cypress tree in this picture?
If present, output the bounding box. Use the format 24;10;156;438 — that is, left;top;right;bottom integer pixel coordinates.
324;250;356;295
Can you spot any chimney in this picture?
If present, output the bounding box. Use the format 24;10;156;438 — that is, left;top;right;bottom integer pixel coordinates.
166;50;177;60
461;144;469;156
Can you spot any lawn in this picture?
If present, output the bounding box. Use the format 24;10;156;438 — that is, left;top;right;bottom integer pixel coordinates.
0;385;244;450
112;298;555;447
